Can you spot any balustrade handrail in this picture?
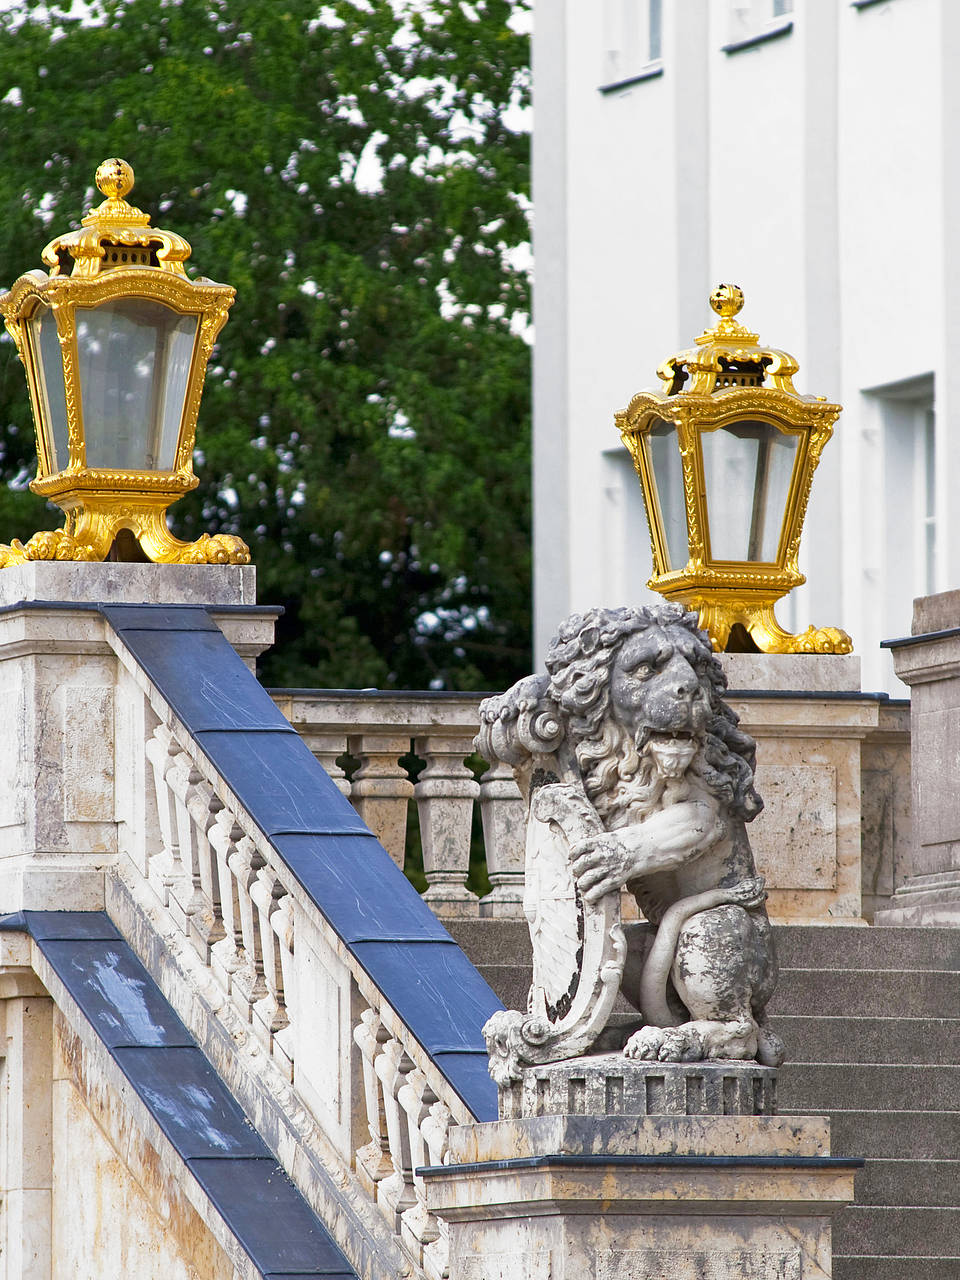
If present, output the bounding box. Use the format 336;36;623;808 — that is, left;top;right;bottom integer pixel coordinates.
103;604;503;1280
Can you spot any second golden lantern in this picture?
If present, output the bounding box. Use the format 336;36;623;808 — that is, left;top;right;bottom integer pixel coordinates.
617;285;851;655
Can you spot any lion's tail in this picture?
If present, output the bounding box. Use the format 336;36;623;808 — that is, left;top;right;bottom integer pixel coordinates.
639;876;767;1028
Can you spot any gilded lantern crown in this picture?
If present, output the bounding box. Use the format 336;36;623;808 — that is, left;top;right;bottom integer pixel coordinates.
0;158;249;566
616;286;851;655
41;158;192;279
657;284;802;398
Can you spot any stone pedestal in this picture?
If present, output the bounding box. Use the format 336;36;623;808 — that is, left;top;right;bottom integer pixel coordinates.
498;1054;779;1120
0;563;272;914
878;588;960;923
422;1057;858;1280
714;653;907;924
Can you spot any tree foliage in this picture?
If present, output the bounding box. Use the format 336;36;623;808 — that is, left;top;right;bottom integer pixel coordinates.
0;0;531;689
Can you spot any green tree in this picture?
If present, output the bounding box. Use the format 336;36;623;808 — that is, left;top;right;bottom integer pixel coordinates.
0;0;531;689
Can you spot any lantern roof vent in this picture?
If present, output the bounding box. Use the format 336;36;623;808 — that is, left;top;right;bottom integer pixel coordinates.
40;158;192;280
657;284;803;398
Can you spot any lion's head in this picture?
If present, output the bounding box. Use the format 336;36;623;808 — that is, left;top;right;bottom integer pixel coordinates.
477;603;762;826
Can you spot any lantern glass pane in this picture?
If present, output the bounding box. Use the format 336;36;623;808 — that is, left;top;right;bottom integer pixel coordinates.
76;299;198;471
27;306;70;472
647;418;688;570
701;419;798;562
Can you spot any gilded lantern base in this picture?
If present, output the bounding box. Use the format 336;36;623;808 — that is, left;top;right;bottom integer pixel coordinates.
658;586;852;656
0;480;250;568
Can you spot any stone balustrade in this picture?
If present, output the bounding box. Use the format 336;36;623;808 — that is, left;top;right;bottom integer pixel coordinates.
109;627;501;1280
270;691;526;919
274;673;911;926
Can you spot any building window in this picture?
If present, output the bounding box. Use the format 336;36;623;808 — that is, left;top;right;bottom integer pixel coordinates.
870;375;937;631
724;0;794;53
601;0;663;92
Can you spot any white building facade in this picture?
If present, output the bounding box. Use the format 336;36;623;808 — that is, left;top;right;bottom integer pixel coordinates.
533;0;960;692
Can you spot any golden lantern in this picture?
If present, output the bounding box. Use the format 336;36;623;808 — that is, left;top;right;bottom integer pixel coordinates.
616;285;851;654
0;158;250;566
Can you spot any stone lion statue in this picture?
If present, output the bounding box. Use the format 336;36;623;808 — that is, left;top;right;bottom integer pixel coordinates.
476;603;783;1086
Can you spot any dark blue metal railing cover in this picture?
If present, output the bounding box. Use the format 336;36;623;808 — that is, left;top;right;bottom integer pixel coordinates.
100;604;502;1120
0;910;357;1280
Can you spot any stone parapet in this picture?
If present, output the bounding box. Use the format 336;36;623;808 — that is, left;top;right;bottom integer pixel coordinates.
274;689;525;918
721;654;908;923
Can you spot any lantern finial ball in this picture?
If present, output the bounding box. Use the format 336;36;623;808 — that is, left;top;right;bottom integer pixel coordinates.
95;157;134;200
709;283;745;319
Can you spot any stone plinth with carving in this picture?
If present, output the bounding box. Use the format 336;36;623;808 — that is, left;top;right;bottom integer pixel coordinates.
498;1054;778;1120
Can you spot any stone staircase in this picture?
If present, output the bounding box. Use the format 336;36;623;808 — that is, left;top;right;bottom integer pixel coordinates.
448;919;960;1280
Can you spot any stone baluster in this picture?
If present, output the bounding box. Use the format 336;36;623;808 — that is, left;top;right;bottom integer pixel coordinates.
302;731;352;798
413;734;480;917
250;865;290;1048
144;726;183;906
185;787;227;959
398;1068;441;1265
347;734;414;867
209;810;245;992
477;758;526;917
353;1010;395;1195
226;835;268;1021
270;892;296;1076
166;753;211;936
420;1099;453;1280
373;1037;417;1229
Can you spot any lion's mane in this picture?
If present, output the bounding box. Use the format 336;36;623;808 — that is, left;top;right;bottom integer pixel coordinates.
477;604;762;824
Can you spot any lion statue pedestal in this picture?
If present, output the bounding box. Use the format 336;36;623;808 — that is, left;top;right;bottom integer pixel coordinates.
423;1058;858;1280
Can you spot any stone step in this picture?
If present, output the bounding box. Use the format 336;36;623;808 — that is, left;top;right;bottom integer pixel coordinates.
834;1257;960;1280
770;967;960;1019
768;1015;960;1066
475;963;530;1011
774;925;960;972
777;1063;960;1114
451;921;960;975
448;919;531;966
828;1111;960;1162
834;1206;960;1258
850;1159;960;1209
473;958;960;1029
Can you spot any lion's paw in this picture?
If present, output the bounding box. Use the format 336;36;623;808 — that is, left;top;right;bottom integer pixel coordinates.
623;1026;666;1060
656;1026;706;1062
624;1023;710;1063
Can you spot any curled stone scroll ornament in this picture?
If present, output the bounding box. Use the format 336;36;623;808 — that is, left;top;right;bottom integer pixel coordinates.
477;604;784;1086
